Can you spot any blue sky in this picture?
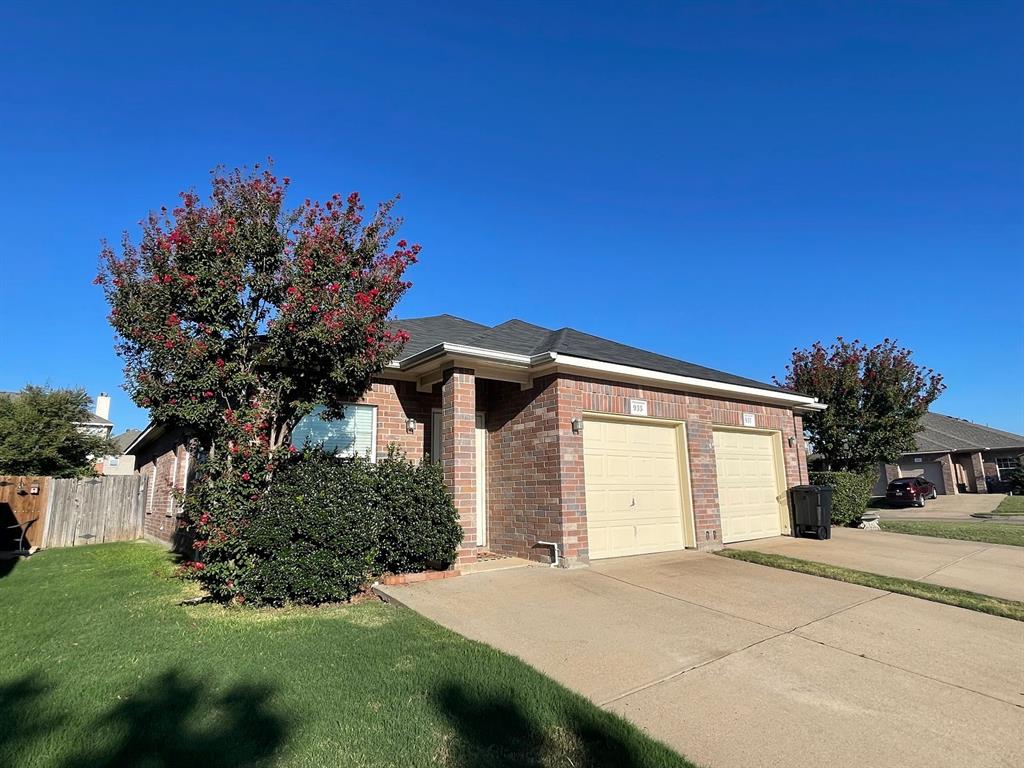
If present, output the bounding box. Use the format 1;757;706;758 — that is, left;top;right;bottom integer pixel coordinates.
1;1;1021;434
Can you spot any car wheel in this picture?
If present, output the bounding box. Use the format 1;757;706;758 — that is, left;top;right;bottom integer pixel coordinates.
931;489;938;499
916;496;925;508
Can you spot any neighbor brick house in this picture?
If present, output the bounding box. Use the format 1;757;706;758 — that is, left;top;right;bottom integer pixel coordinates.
127;315;825;565
871;412;1024;496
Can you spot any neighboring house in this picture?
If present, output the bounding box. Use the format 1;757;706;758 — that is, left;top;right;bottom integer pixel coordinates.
99;429;142;476
75;392;114;440
872;412;1024;496
127;315;826;563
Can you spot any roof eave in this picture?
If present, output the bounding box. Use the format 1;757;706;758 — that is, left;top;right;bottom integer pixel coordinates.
386;346;825;410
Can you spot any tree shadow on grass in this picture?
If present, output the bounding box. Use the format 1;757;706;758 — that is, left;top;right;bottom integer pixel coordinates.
433;682;682;768
61;669;286;768
0;674;62;763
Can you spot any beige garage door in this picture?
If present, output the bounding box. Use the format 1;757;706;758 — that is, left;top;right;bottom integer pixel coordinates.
584;417;687;559
713;429;784;544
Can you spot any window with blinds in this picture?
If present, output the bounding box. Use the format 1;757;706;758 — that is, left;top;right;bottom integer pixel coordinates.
291;404;377;460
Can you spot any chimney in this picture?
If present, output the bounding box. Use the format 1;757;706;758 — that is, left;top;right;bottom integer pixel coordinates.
95;392;111;421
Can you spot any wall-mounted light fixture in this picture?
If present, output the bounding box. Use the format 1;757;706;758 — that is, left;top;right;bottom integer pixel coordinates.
571;418;583;434
16;480;25;494
406;418;417;433
788;436;796;448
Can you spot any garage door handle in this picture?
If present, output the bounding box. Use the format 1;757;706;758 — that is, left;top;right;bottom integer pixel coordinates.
630;497;636;507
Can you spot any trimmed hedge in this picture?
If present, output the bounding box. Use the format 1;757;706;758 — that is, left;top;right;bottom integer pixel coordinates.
809;470;874;527
231;447;462;606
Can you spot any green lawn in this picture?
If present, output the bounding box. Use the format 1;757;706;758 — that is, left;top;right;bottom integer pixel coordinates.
879;520;1024;548
0;543;693;768
990;495;1024;515
717;549;1024;622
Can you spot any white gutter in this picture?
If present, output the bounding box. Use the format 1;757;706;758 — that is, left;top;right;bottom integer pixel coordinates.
546;354;826;410
385;347;826;410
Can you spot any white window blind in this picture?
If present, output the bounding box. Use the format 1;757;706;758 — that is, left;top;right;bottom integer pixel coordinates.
292;404;377;460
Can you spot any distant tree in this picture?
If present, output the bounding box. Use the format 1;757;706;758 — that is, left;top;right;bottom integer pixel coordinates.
777;338;945;473
0;386;114;477
95;164;417;600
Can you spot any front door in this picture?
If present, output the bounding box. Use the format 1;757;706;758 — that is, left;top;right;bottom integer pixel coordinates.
475;413;487;547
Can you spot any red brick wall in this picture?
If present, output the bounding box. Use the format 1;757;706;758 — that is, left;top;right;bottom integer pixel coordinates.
360;378;440;460
481;377;565;563
133;432;190;545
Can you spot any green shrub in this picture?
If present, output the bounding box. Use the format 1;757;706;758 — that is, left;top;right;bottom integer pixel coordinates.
809;470;874;527
226;447;462;606
238;451;378;605
1008;465;1024;495
372;447;463;575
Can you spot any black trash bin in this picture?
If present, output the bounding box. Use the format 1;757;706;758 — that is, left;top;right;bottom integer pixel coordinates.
789;485;833;540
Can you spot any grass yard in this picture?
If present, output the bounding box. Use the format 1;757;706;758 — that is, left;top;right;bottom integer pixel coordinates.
717;549;1024;622
0;543;693;768
990;495;1024;515
879;520;1024;548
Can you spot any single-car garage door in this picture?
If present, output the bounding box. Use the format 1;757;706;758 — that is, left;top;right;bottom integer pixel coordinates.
898;459;946;494
584;417;687;559
713;428;785;544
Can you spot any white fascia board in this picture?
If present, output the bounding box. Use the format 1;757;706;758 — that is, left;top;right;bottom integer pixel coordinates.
391;343;532;371
385;346;826;410
123;422;157;454
547;353;826;409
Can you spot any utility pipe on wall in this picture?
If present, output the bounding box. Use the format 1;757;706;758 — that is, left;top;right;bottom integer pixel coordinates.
537;540;560;568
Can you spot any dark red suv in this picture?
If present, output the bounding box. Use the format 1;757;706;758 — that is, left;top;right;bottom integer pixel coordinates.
886;477;938;507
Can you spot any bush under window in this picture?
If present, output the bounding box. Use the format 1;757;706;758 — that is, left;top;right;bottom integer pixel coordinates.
228;447;461;606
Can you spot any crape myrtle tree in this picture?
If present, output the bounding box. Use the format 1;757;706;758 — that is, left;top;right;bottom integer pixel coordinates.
777;338;944;474
96;165;418;599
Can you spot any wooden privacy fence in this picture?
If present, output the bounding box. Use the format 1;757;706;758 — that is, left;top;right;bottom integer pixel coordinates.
0;474;147;551
0;476;50;550
43;475;147;549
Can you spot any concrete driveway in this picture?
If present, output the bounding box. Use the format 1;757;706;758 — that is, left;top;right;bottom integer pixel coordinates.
739;527;1024;601
378;552;1024;768
877;493;1006;520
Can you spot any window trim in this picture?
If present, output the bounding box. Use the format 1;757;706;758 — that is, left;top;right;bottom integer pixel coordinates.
995;457;1020;481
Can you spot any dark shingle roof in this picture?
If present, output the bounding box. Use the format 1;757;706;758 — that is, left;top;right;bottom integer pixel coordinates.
112;429;143;453
395;315;491;357
908;412;1024;454
393;315;788;392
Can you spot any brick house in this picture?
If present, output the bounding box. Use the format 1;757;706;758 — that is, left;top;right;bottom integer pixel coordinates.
127;315;825;565
871;412;1024;496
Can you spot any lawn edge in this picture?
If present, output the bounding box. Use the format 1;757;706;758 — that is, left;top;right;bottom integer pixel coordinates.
877;520;1024;548
715;549;1024;622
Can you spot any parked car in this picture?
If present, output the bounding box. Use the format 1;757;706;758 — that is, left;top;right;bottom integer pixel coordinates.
886;477;937;507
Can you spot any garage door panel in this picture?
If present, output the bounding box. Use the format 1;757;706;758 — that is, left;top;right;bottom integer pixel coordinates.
713;429;783;544
584;418;687;559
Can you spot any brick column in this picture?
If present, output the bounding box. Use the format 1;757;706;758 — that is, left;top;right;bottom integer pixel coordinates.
441;367;477;564
884;464;901;484
686;419;723;550
970;452;988;493
555;377;588;566
937;453;957;496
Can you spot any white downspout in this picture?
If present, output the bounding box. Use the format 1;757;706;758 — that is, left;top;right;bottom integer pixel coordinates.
537;540;560;568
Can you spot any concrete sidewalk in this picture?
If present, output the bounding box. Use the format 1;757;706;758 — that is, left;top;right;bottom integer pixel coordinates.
377;551;1024;768
737;527;1024;601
